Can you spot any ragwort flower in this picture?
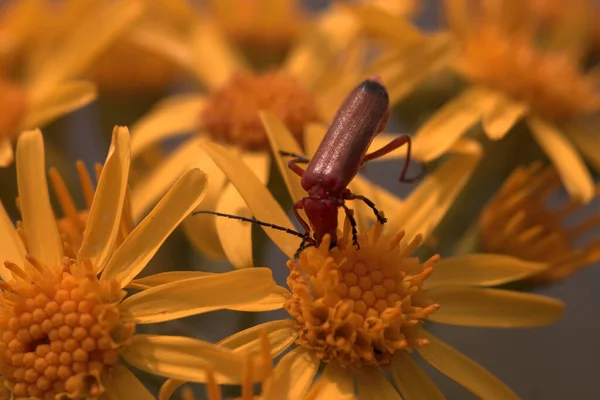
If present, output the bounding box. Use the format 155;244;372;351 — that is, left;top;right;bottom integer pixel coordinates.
0;0;143;166
176;136;564;399
0;127;278;399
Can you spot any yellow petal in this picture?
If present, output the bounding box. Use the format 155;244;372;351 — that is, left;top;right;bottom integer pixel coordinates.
412;87;491;162
283;28;333;88
122;267;275;323
128;24;193;72
216;152;270;269
200;141;301;259
129;270;211;290
426;287;564;327
263;347;319;400
0;201;25;280
218;319;297;358
102;169;207;288
29;1;143;101
344;3;423;44
416;330;519;400
16;129;62;267
227;284;289;312
78;126;130;273
312;360;355;400
261;111;306;203
104;364;154;400
356;367;403;400
120;334;255;384
527;115;594;203
443;0;469;38
24;80;97;129
191;22;248;90
391;351;446;400
482;91;527;140
0;138;13;167
562;121;600;173
303;123;327;157
158;378;185;400
426;254;548;288
130;94;205;158
387;139;482;241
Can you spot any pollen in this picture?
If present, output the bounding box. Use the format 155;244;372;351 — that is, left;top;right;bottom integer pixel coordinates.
456;15;600;120
0;256;134;399
479;162;600;284
0;79;27;140
284;220;439;370
201;70;320;150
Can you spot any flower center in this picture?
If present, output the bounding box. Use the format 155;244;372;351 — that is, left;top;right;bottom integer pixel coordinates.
284;222;439;369
0;257;134;399
458;25;600;120
201;70;320;150
0;79;27;140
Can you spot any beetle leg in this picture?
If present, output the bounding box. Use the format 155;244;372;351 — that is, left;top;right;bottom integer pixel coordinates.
342;204;359;249
361;134;424;183
343;191;387;225
279;150;309;162
293;201;312;235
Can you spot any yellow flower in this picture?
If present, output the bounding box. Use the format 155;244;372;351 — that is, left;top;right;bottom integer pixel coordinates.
406;0;600;203
168;128;565;397
0;0;143;167
159;330;358;400
479;161;600;285
0;127;278;399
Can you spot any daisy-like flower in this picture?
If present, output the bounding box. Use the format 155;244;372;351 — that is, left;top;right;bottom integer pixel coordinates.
405;0;600;203
479;161;600;285
0;127;280;399
0;0;143;166
159;330;357;400
175;128;564;398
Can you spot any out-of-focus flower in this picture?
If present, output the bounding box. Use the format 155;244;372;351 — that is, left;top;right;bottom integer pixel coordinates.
159;330;357;400
480;162;600;285
0;0;143;166
0;128;278;399
181;137;564;398
408;0;600;203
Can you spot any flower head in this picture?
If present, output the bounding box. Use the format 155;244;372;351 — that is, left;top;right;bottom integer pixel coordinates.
480;162;600;284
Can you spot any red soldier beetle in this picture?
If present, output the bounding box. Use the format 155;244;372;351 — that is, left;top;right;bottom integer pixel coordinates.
194;76;421;258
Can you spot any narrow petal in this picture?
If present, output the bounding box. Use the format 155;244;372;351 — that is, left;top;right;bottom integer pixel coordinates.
426;287;564;327
387;139;482;241
24;80;97;129
29;1;143;101
303;123;327;157
104;364;154;400
426;254;548;288
16;129;62;267
120;334;258;384
190;23;248;90
227;284;289;312
216;152;270;269
102;169;207;288
78;126;130;273
527;115;594;203
391;351;446;400
263;347;319;400
129;24;193;72
261;111;306;203
412;87;491;162
312;360;355;400
416;330;519;400
130;270;211;289
0;138;13;167
218;319;297;358
482;91;527;140
443;0;469;38
562;121;600;173
0;201;25;279
283;28;333;88
130;94;205;157
356;367;403;400
122;268;275;323
344;3;423;44
200;141;301;259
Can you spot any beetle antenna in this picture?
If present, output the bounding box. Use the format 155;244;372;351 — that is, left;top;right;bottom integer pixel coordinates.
192;210;308;240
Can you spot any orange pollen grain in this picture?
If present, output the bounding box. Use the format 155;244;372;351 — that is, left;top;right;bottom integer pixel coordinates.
458;25;600;120
0;79;27;140
201;70;320;150
0;256;133;399
284;222;439;370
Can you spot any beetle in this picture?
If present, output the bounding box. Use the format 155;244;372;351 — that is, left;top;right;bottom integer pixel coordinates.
194;76;421;257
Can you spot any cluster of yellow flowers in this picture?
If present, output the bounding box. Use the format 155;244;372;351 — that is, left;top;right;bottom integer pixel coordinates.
0;0;597;399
